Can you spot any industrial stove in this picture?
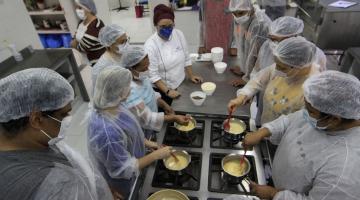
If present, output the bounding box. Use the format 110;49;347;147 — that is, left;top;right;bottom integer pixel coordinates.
129;114;266;200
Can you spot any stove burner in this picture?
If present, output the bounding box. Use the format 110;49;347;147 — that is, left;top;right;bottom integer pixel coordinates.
210;120;250;150
148;193;199;200
163;120;205;148
208;153;258;195
152;152;202;191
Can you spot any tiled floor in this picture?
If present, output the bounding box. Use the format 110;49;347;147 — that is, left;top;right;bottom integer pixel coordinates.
66;7;342;159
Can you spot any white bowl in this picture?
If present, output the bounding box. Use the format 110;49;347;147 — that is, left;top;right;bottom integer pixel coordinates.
201;82;217;96
190;91;206;106
214;62;227;74
211;47;224;63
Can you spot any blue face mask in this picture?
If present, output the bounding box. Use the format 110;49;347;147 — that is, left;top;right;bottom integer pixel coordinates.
159;26;173;40
303;109;328;130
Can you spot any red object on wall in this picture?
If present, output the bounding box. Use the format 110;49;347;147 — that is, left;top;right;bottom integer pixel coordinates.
204;0;233;56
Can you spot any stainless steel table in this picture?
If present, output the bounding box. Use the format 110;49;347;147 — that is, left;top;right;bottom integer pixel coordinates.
0;47;89;102
172;57;250;117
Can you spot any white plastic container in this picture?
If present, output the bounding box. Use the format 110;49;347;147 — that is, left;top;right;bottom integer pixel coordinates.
211;47;224;63
201;82;216;96
214;62;227;74
190;91;206;106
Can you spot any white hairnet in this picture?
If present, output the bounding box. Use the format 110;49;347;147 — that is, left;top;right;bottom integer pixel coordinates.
76;0;97;14
229;0;253;12
303;70;360;120
0;68;74;123
269;16;304;37
99;24;126;47
273;37;316;68
120;46;147;69
93;66;132;110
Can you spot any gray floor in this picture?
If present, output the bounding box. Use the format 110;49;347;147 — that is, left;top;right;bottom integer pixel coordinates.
65;7;342;159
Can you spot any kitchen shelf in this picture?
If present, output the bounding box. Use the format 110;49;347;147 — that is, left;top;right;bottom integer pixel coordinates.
29;10;65;16
37;30;70;34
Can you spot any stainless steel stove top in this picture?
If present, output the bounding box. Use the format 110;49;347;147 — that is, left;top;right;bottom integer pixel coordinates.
129;115;266;200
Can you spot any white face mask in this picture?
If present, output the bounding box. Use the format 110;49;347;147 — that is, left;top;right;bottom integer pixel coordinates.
116;42;129;54
76;9;86;20
303;109;328;130
234;14;250;24
41;115;72;145
134;70;149;81
274;69;287;78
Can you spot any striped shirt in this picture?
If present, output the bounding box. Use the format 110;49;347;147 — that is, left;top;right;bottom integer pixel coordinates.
76;18;106;66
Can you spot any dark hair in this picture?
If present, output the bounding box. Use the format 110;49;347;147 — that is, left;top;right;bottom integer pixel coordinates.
0;110;57;138
319;112;355;123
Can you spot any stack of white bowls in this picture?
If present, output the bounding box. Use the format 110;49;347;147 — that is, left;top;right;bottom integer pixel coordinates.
211;47;224;63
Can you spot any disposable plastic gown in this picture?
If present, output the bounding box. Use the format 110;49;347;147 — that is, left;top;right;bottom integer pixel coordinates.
232;8;271;81
87;104;145;197
125;78;164;133
0;141;113;200
237;64;320;124
262;110;360;200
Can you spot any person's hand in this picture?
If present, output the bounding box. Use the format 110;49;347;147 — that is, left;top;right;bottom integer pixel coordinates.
198;47;207;54
71;39;78;49
110;188;124;200
230;78;247;87
146;140;160;151
229;67;244;76
163;104;175;115
242;131;266;150
173;115;190;126
190;75;203;84
153;146;172;160
167;90;181;99
250;181;279;199
229;48;238;56
227;95;250;111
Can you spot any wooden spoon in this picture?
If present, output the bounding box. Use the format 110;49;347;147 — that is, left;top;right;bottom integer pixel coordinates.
224;107;234;131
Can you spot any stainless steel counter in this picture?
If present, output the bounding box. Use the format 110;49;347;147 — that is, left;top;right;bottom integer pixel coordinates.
171;57;250;117
129;58;266;200
0;47;89;102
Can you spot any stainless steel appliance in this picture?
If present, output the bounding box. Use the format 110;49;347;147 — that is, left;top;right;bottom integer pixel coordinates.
296;0;360;50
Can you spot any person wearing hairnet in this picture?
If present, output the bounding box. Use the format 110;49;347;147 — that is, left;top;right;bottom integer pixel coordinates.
92;24;129;88
88;66;173;198
257;0;286;20
71;0;106;66
228;0;271;87
145;4;203;105
0;68;113;200
120;46;190;139
228;37;320;124
254;16;326;75
235;71;360;200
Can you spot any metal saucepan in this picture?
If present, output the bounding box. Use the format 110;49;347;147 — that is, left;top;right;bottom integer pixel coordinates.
222;118;247;143
163;150;191;172
174;117;197;133
147;189;190;200
221;153;251;184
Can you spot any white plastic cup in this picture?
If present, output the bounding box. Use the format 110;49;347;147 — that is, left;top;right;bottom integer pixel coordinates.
211;47;224;63
214;62;227;74
201;82;217;96
190;91;206;106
